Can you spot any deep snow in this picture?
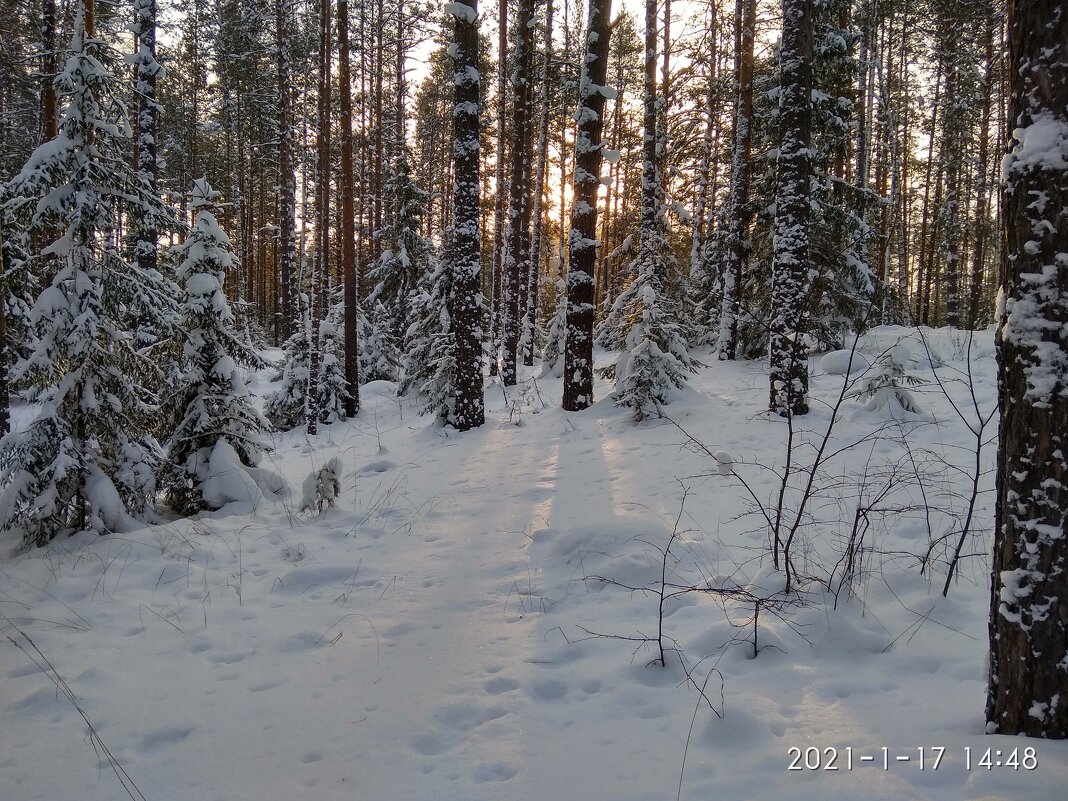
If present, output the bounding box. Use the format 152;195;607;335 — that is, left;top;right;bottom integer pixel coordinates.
2;327;1067;801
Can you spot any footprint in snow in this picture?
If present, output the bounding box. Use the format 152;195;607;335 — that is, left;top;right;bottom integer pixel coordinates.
484;676;519;695
527;677;568;701
138;726;194;754
435;701;508;731
410;731;460;756
471;762;518;783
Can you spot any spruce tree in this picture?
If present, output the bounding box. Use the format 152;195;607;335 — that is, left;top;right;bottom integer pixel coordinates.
0;5;178;544
367;150;430;345
164;180;269;515
594;0;693;417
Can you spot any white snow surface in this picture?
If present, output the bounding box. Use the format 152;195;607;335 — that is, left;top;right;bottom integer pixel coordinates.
2;328;1067;801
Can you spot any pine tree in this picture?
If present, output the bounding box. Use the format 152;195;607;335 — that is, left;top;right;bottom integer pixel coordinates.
337;0;360;416
500;0;536;387
131;0;163;276
164;179;269;515
715;0;756;360
444;0;485;430
0;4;179;545
986;0;1068;739
561;0;613;412
768;0;813;417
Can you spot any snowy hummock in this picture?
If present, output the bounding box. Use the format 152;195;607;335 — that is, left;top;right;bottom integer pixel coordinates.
2;328;1067;801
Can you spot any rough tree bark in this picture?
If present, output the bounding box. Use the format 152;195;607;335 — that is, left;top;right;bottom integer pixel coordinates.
307;0;332;435
447;0;486;430
489;0;508;377
768;0;813;417
276;0;297;342
132;0;160;276
501;0;535;386
561;0;612;411
523;0;554;368
986;0;1068;739
338;0;359;416
717;0;755;359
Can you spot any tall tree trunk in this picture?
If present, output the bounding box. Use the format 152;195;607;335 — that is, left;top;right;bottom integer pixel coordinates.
132;0;159;277
276;0;297;341
41;0;58;141
916;62;942;324
501;0;536;386
968;5;995;329
941;61;961;328
338;0;359;416
768;0;812;418
0;211;8;435
307;0;332;435
718;0;755;359
689;0;717;287
447;0;486;430
489;0;508;376
638;0;660;277
562;0;612;411
987;0;1068;739
523;0;555;367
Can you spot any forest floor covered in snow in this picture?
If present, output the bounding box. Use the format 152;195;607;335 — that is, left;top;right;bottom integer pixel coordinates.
2;326;1067;801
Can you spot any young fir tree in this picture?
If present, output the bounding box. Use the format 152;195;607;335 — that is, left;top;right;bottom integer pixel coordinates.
164;180;269;515
0;5;179;545
367;149;430;345
316;292;350;424
400;252;462;420
359;301;403;383
264;312;311;430
265;289;350;429
594;0;694;417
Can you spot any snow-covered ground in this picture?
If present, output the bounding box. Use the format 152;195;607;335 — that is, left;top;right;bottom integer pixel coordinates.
2;327;1066;801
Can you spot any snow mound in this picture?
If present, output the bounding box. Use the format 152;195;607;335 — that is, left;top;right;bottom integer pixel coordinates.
201;441;288;510
821;349;870;375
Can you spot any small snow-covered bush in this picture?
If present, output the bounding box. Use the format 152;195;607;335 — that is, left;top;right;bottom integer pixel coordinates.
301;456;342;513
850;344;925;417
